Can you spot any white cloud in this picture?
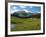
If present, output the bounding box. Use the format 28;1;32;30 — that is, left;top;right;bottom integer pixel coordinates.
11;9;19;14
37;12;40;13
12;6;17;10
11;7;33;14
20;6;26;8
23;9;29;13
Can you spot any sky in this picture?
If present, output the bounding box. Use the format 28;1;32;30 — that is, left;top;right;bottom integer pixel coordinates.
10;5;41;14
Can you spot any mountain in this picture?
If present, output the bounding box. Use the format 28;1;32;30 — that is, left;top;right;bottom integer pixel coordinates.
11;11;40;18
11;11;32;18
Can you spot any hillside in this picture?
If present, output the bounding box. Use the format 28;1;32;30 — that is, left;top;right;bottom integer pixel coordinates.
11;11;40;18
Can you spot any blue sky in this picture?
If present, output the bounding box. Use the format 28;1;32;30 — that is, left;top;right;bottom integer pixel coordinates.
10;5;41;14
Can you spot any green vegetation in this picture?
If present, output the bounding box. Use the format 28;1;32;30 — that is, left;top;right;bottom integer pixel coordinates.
11;16;41;31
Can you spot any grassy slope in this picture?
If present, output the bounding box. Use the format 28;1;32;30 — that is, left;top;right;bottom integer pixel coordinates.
11;16;41;31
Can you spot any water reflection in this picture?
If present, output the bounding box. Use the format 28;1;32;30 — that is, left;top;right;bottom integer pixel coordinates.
11;24;16;29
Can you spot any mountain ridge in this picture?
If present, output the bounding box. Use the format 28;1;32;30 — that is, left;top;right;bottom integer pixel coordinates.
11;11;40;18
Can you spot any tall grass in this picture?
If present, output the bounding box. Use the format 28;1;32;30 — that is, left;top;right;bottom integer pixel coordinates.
11;16;41;31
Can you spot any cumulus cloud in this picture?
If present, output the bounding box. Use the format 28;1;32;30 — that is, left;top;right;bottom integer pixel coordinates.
37;12;40;13
11;5;40;14
23;9;32;13
12;6;17;10
19;6;26;8
11;9;19;14
23;9;29;12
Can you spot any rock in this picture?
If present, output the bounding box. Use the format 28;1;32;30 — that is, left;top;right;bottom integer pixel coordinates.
11;24;16;29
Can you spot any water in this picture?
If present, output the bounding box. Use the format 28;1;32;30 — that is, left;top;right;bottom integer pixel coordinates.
11;24;16;29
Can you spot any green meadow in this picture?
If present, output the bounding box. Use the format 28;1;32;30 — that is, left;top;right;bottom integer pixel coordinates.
11;16;41;31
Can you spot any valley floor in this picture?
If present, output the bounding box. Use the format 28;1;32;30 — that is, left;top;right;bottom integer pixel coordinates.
11;16;41;31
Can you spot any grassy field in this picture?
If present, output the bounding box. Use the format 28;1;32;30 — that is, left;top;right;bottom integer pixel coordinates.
11;16;41;31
